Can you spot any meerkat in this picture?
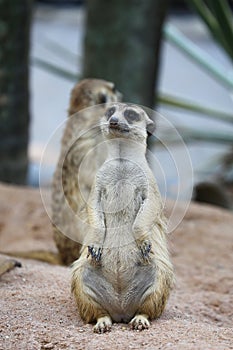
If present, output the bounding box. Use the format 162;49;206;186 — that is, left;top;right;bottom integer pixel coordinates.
0;80;121;267
71;103;174;333
52;79;122;265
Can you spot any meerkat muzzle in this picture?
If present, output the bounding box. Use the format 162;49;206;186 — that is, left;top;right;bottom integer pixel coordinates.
109;116;129;133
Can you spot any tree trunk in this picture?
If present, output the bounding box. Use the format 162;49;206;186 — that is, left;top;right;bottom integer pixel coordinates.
83;0;169;108
0;0;32;184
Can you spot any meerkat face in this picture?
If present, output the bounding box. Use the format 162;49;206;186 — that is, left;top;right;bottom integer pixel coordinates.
96;81;122;105
101;103;155;142
69;79;122;115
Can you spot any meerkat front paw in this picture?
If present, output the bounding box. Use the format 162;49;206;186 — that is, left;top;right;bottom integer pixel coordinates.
87;245;103;264
130;314;150;331
94;316;112;333
139;240;151;262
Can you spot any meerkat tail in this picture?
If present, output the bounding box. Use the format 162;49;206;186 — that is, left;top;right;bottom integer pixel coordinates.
0;257;22;277
0;251;62;265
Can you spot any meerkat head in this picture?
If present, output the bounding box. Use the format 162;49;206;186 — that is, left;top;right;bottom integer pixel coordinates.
68;79;122;115
101;103;155;143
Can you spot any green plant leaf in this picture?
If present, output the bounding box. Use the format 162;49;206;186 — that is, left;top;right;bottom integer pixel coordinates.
151;127;233;146
41;37;81;64
186;0;233;61
157;93;233;124
31;57;79;82
164;24;233;91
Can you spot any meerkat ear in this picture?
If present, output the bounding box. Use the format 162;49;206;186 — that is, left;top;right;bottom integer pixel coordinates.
146;119;156;137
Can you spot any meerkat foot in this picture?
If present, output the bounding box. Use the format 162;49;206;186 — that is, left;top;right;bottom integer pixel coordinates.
87;245;102;263
130;314;150;331
93;316;112;334
139;240;151;261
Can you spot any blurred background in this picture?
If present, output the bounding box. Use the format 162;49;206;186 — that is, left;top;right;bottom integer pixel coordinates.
0;0;233;209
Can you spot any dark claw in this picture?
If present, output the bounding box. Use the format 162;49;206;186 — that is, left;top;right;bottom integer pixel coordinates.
140;240;151;259
96;247;102;262
87;245;102;262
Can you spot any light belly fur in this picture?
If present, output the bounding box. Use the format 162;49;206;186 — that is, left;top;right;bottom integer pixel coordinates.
83;252;155;322
83;181;155;322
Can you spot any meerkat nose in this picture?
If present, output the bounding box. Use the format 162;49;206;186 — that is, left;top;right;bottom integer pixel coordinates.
109;116;119;125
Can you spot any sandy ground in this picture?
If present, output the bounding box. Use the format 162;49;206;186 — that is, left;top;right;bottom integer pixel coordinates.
0;183;232;350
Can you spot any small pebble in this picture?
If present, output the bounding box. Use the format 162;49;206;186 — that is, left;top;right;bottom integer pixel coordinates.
43;343;54;349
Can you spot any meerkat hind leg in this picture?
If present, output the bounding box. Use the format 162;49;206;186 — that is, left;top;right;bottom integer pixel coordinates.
94;316;112;333
130;314;150;331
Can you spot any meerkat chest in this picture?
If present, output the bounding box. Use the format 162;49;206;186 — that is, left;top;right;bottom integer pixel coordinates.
98;160;147;225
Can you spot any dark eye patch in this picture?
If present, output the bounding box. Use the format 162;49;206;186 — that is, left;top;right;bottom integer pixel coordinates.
105;106;116;119
124;109;140;123
99;93;107;104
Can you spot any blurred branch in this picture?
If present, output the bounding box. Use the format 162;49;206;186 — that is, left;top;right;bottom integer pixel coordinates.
164;23;233;91
41;37;81;63
157;93;233;124
31;57;79;81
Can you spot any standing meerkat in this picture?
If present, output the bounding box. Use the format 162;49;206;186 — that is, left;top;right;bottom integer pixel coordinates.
52;79;122;265
71;103;174;333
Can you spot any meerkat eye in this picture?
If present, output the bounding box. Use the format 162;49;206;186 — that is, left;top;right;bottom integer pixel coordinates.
124;109;140;123
99;93;107;104
105;106;116;120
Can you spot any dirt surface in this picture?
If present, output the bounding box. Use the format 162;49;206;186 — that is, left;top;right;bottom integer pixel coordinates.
0;183;232;350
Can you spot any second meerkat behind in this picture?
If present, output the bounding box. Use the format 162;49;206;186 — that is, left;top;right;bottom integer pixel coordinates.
72;103;174;333
52;79;122;265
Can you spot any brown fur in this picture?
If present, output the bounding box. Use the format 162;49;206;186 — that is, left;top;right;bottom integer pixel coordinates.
52;79;122;265
71;103;174;332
